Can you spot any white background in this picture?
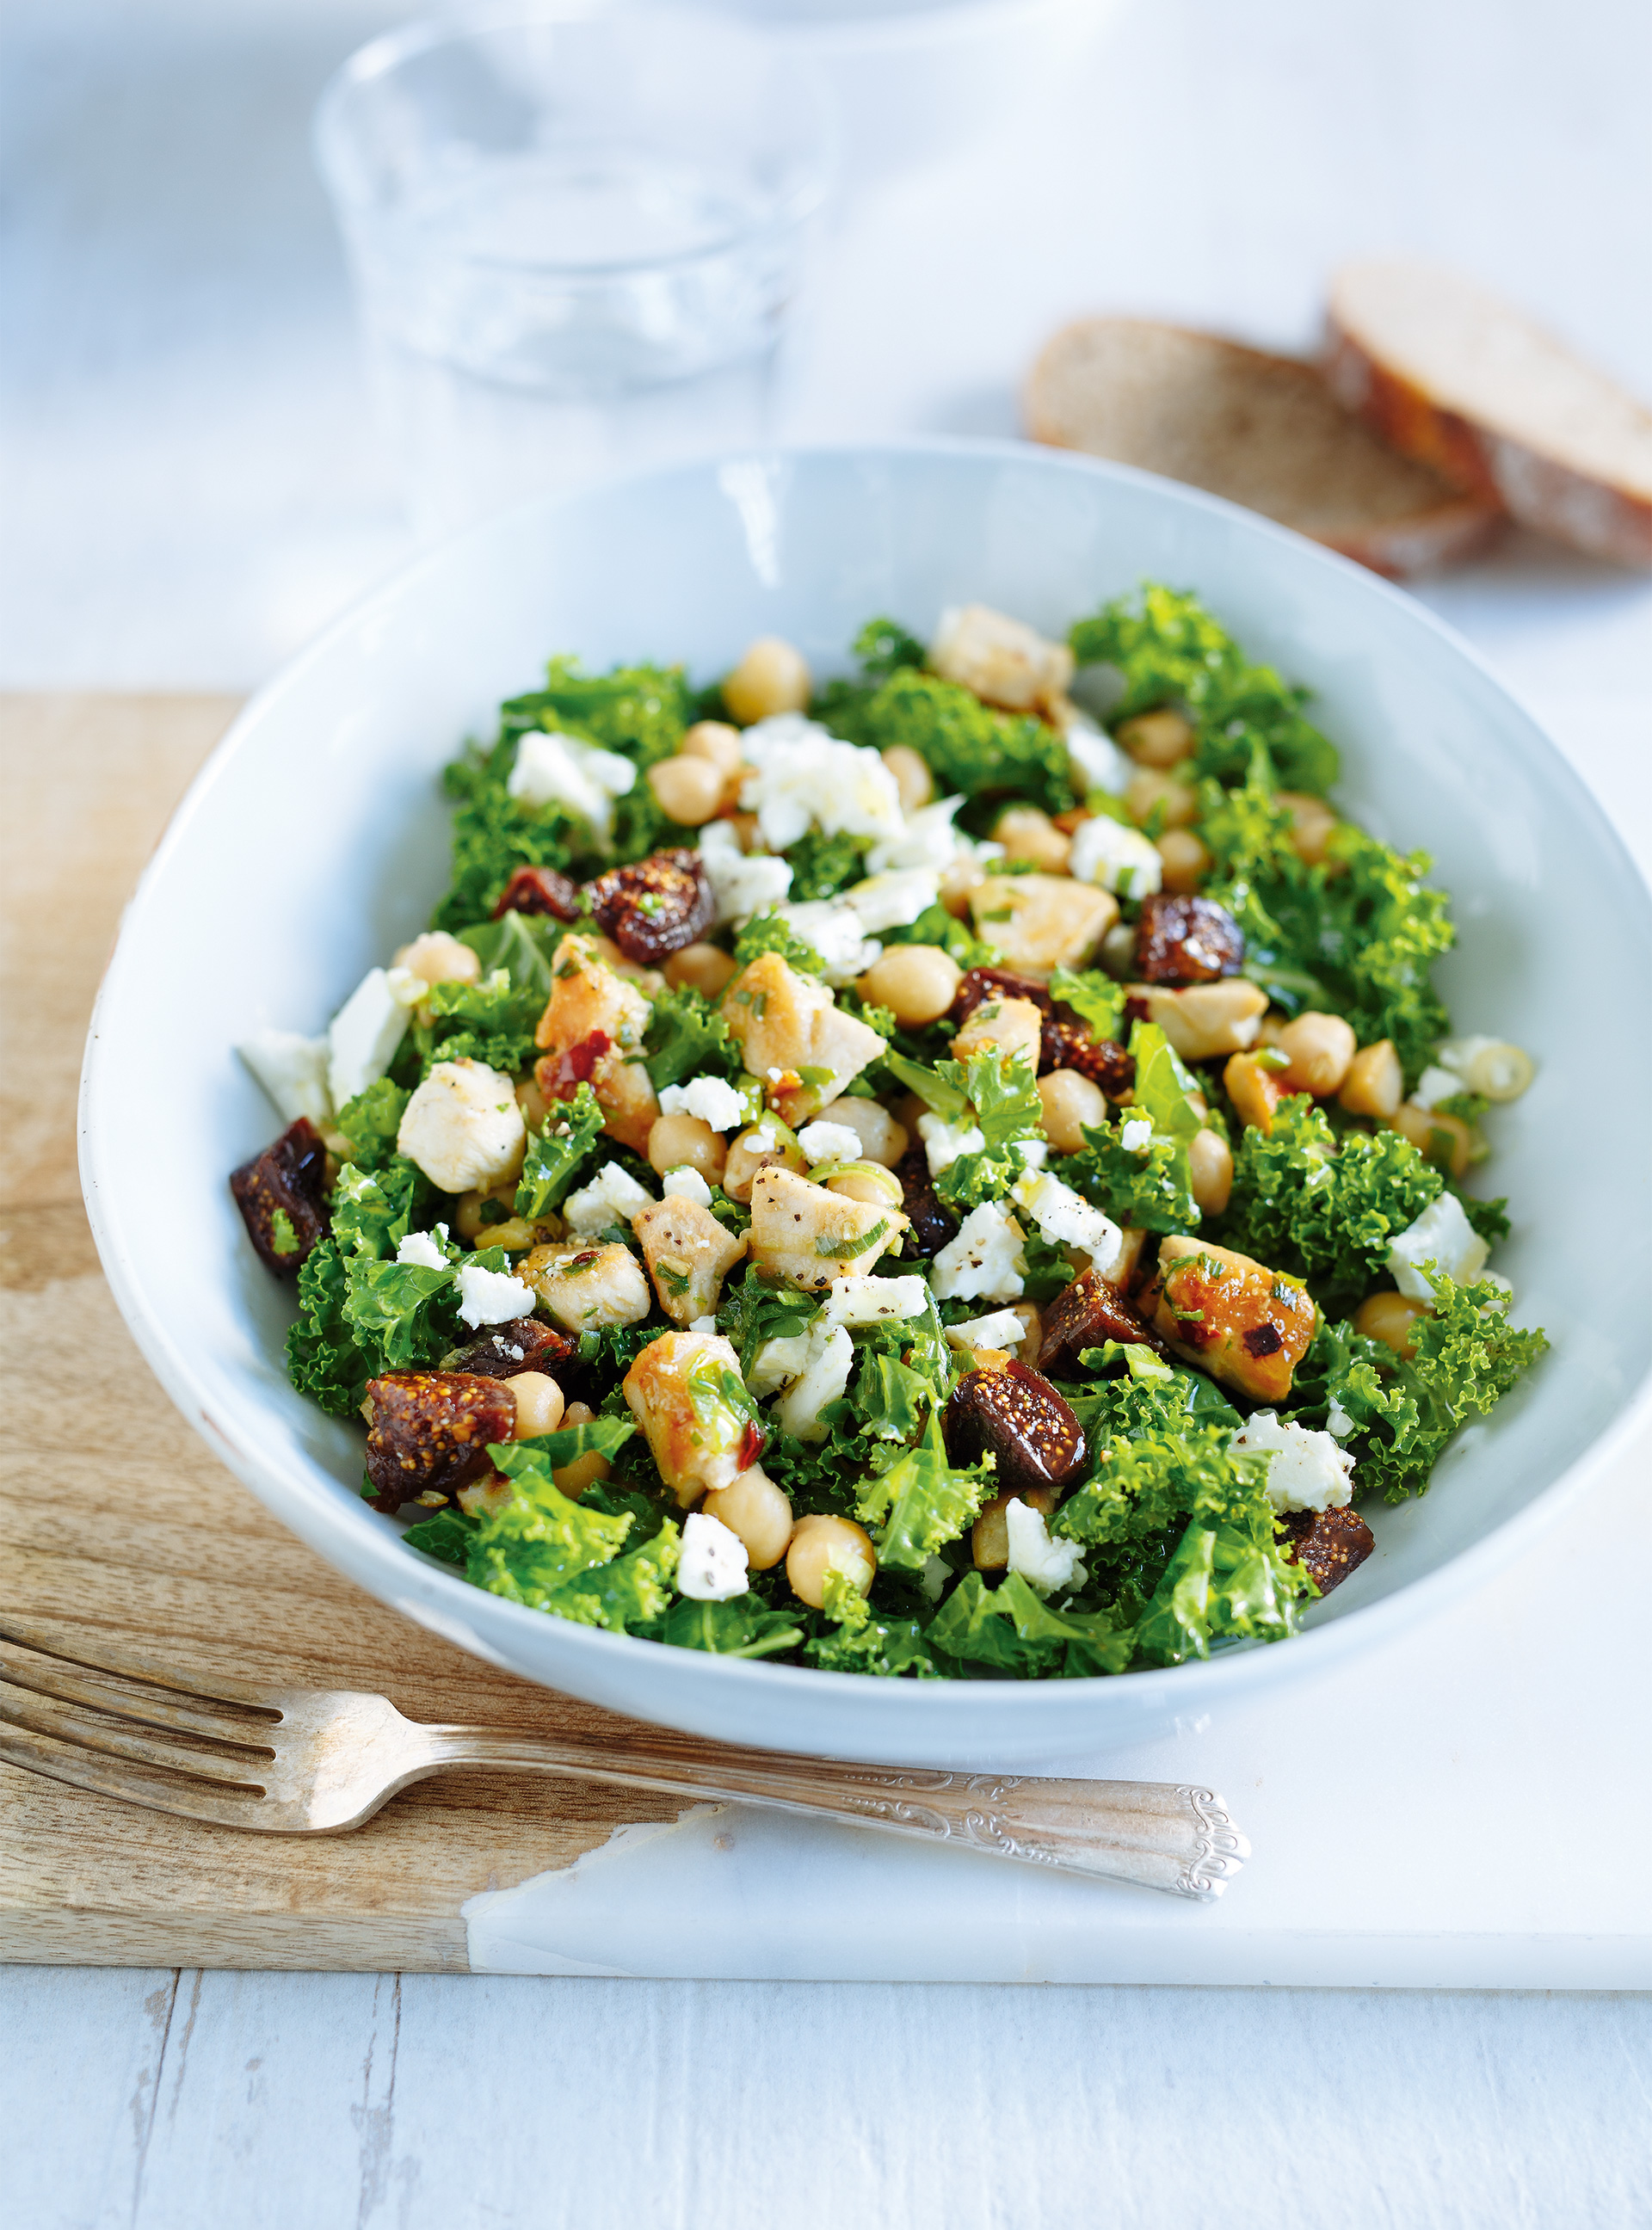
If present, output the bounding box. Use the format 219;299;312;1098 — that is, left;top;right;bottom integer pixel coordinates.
6;0;1652;2223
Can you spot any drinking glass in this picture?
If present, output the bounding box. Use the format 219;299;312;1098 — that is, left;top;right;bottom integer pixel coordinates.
316;3;835;538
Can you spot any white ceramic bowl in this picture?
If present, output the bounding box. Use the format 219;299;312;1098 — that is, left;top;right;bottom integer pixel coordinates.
81;441;1652;1767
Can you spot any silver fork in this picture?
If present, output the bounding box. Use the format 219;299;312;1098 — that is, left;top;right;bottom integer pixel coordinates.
0;1618;1248;1900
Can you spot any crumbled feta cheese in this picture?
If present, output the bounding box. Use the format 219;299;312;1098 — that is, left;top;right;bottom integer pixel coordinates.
775;900;881;984
395;1228;451;1272
1005;1499;1088;1596
774;1322;855;1442
1009;1169;1123;1269
942;1309;1028;1352
563;1161;656;1235
456;1261;536;1330
662;1165;713;1208
385;964;429;1009
327;967;412;1107
917;1112;986;1175
797;1121;865;1167
930;1201;1027;1303
820;1275;929;1328
688;1315;718;1334
237;1028;334;1127
748;1329;813;1398
865;795;971;877
1119;1117;1153;1154
675;1510;750;1602
396;1058;526;1194
1064;712;1134;799
695;820;793;924
657;1075;748;1133
1069;815;1163;897
1386;1192;1490;1302
841;868;940;933
1436;1036;1517;1093
1325;1395;1355;1440
1411;1064;1464;1112
1230;1409;1356;1513
738;718;905;853
747;1125;779;1153
506;729;636;847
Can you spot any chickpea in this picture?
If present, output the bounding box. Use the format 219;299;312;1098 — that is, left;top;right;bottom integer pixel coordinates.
663;941;737;1000
702;1464;794;1569
515;1075;551;1133
993;805;1071;873
786;1513;876;1608
1037;1068;1107;1153
939;856;989;918
1277;790;1340;868
1010;1300;1043;1355
882;743;934;812
1354;1290;1432;1359
1389;1100;1475;1179
1338;1039;1403;1121
971;1486;1056;1571
723;636;811;725
509;1372;565;1438
646;754;725;827
1187;1127;1234;1215
815;1095;908;1167
1156;828;1212;895
552;1400;611;1497
1116;708;1195;768
646;1112;727;1185
679;720;744;779
721;1121;805;1204
857;945;961;1029
1125;766;1199;829
1278;1011;1357;1097
1224;1051;1282;1135
392;930;481;988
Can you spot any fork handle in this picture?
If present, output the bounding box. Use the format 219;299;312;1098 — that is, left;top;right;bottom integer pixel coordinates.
417;1728;1247;1900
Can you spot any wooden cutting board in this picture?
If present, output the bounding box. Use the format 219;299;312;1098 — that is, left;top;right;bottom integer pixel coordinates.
0;694;683;1971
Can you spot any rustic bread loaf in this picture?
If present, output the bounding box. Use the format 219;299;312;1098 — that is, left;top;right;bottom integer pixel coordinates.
1326;259;1652;566
1024;317;1501;578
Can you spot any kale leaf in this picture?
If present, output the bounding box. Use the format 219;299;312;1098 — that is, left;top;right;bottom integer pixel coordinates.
641;984;740;1092
285;1238;372;1417
854;1413;992;1571
335;1080;410;1172
823;667;1074;815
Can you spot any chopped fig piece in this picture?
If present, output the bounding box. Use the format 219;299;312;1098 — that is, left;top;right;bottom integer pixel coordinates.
229;1117;330;1278
1279;1503;1375;1595
951;967;1053;1025
1133;894;1245;986
585;847;714;964
442;1319;575;1379
362;1371;516;1512
494;864;582;921
1039;1018;1135;1095
943;1360;1086;1498
894;1145;958;1259
1145;1235;1316;1404
1035;1265;1166;1374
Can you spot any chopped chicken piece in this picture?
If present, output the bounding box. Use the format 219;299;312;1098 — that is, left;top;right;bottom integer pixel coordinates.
631;1195;749;1325
720;949;885;1125
1144;1235;1315;1405
623;1329;757;1505
951;994;1045;1069
518;1240;652;1333
928;603;1075;717
747;1165;906;1290
532;932;660;1152
967;874;1117;973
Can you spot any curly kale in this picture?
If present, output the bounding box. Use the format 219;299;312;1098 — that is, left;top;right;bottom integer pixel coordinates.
822;666;1073;817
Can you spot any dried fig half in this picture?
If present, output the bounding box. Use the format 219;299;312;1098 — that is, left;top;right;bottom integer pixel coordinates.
1039;1019;1134;1095
1133;893;1245;986
494;864;583;921
1278;1503;1375;1596
894;1144;958;1259
943;1359;1087;1497
950;966;1053;1025
584;847;713;964
443;1319;575;1379
1035;1265;1166;1374
229;1117;330;1278
362;1371;517;1512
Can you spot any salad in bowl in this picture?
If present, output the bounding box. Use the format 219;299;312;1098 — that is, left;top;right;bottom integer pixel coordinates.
230;585;1546;1683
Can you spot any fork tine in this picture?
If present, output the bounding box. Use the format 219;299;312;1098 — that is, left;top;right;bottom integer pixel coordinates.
0;1723;279;1833
0;1639;277;1746
0;1616;285;1716
0;1679;272;1787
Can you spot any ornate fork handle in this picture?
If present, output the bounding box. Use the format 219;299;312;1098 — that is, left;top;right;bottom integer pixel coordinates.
417;1728;1248;1900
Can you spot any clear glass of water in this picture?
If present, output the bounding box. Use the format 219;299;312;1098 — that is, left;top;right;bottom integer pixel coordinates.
315;4;835;538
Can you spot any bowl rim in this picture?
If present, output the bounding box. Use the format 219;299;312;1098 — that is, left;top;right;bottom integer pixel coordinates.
78;433;1652;1728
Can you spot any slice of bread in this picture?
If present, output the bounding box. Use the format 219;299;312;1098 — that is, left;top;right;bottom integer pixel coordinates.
1327;260;1652;566
1025;317;1502;578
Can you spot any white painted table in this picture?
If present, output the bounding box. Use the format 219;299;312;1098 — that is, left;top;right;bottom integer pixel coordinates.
7;0;1652;2222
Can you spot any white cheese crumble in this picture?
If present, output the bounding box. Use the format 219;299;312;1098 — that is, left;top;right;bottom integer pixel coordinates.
1410;1064;1464;1112
563;1161;655;1235
942;1309;1028;1352
1119;1117;1153;1154
1008;1168;1123;1270
774;900;881;984
327;968;412;1108
456;1260;536;1330
748;1328;812;1398
841;868;940;933
917;1112;986;1175
395;1228;451;1272
1064;712;1135;799
675;1510;750;1603
930;1201;1027;1303
1068;814;1163;897
662;1165;713;1208
1325;1395;1355;1440
396;1058;526;1195
1230;1410;1356;1513
1386;1192;1490;1302
506;729;636;847
1005;1499;1088;1597
737;717;905;853
688;1315;718;1334
657;1075;748;1132
696;820;793;924
237;1028;334;1127
820;1276;929;1328
774;1322;855;1443
865;794;970;876
797;1121;865;1167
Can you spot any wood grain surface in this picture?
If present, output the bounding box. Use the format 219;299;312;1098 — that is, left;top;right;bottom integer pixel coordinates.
0;695;680;1971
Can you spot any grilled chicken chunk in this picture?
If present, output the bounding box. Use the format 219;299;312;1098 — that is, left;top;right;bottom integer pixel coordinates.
1145;1235;1315;1405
